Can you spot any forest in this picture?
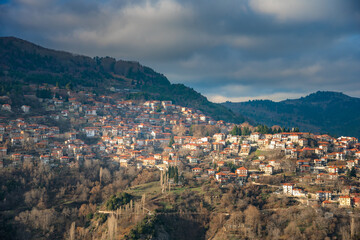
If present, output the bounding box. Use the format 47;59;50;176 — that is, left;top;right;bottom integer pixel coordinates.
1;158;359;239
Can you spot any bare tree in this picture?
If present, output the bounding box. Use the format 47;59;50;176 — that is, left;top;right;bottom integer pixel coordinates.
108;214;117;240
244;205;261;237
100;168;111;184
69;221;75;240
284;221;302;240
99;167;103;185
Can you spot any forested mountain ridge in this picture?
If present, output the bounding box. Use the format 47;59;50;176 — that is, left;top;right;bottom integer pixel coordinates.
0;36;245;123
222;91;360;138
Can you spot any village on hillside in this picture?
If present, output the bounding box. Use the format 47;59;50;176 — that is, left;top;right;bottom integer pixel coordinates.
1;84;360;210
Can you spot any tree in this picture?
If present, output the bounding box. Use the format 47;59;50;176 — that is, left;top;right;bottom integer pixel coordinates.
108;214;117;240
174;168;179;184
69;222;75;240
230;125;241;136
284;221;302;240
244;205;261;237
105;193;132;210
168;135;175;147
346;167;356;179
242;127;251;136
65;81;73;90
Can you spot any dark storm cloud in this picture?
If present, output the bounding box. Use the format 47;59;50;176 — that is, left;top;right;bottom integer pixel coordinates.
1;0;359;102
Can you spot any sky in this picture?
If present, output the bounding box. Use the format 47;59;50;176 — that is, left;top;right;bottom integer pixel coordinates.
1;0;360;102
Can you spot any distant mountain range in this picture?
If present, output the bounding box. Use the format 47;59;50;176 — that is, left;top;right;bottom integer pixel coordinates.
0;37;245;123
222;91;360;138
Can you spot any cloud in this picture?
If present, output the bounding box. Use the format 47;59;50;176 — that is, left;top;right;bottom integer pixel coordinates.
249;0;346;22
1;0;359;102
66;0;199;59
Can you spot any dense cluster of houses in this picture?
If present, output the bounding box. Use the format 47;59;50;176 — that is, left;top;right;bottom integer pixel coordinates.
282;183;360;208
1;84;359;208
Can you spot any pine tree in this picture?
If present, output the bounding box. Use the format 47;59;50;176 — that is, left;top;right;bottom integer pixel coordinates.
230;125;241;136
168;135;175;147
174;167;179;183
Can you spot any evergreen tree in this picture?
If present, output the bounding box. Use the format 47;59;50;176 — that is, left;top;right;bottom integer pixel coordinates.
174;167;179;183
230;125;241;136
242;127;251;136
168;135;175;147
174;172;179;184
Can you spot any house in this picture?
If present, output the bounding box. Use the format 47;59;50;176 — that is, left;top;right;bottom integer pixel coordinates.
0;125;5;134
299;164;311;172
21;105;30;113
83;127;99;137
268;160;281;170
217;161;226;167
10;154;22;166
236;167;248;176
212;142;223;152
215;172;228;182
187;156;198;164
40;155;50;163
322;200;336;207
143;157;157;166
316;191;332;201
339;196;352;207
213;133;225;142
264;165;274;175
118;155;131;167
53;99;63;106
192;167;202;174
353;197;360;208
285;148;299;159
296;160;309;167
85;108;97;116
207;169;216;176
314;159;326;167
60;156;70;163
252;159;261;166
61;110;69;117
11;153;23;161
327;166;339;174
292;188;306;197
220;167;231;174
11;137;24;146
239;144;251;156
250;132;262;142
2;104;11;111
237;174;247;183
289;134;300;143
283;183;294;195
0;147;7;157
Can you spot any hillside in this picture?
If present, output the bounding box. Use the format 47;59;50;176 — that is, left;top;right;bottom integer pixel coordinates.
222;91;360;138
0;36;244;123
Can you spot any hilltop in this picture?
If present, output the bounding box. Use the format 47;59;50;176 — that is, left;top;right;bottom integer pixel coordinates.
222;91;360;137
0;36;244;123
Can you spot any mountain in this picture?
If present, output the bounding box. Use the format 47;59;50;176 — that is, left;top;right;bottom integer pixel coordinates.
222;91;360;138
0;36;244;123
